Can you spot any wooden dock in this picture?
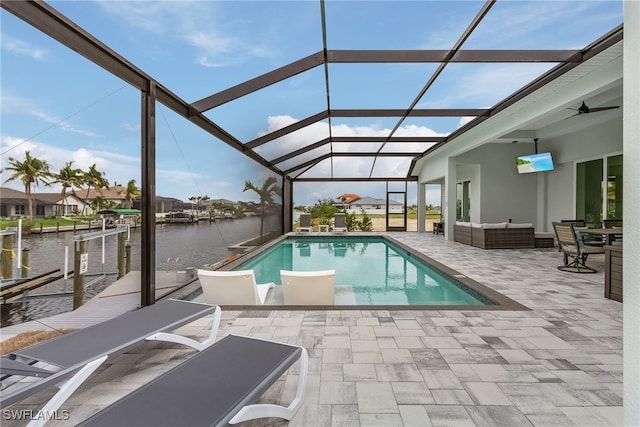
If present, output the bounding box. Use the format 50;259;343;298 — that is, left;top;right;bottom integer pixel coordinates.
0;271;198;339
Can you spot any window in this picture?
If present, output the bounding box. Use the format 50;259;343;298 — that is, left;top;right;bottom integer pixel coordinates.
15;205;26;215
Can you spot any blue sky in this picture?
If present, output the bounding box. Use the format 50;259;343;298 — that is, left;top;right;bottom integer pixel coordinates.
1;1;622;207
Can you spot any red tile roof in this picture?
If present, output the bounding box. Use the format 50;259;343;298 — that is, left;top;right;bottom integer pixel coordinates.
337;193;361;204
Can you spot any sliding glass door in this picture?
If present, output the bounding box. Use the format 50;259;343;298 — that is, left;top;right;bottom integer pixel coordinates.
606;155;623;220
576;155;622;228
456;181;470;222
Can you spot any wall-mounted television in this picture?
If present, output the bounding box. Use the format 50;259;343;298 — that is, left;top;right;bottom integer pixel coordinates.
516;152;555;174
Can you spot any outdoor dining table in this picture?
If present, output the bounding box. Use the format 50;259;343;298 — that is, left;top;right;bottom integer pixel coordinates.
581;228;623;246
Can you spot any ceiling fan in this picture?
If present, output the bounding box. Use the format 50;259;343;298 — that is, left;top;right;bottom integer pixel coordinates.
569;101;620;116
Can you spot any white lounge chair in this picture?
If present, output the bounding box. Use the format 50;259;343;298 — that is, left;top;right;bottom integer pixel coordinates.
296;213;313;233
333;213;347;232
198;269;275;305
280;269;335;305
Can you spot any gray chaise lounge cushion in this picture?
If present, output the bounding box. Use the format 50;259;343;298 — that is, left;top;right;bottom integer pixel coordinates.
1;299;220;409
78;334;307;427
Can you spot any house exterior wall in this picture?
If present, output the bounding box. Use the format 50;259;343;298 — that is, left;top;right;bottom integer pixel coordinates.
544;118;623;232
623;5;639;423
455;143;538;225
344;205;403;215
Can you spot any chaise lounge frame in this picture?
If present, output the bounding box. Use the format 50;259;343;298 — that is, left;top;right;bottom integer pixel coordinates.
0;299;221;427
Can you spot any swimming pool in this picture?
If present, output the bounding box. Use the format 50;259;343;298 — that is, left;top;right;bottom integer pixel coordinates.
227;235;525;309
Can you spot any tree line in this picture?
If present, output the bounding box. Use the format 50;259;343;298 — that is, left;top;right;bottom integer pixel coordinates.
2;151;140;220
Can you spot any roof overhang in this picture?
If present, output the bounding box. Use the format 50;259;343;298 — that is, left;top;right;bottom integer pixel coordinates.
409;26;623;177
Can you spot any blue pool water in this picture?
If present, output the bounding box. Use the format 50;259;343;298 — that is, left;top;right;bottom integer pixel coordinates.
235;237;488;306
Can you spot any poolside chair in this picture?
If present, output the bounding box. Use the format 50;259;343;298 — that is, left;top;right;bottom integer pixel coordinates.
297;242;311;257
333;242;348;257
561;219;604;247
552;222;605;273
77;334;308;426
296;213;313;233
333;213;348;232
280;269;335;305
0;300;221;424
198;269;275;305
603;219;623;228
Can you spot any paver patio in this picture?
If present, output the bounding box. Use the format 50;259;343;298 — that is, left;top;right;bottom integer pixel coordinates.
2;232;623;426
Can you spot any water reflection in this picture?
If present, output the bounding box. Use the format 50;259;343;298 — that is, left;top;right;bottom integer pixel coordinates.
1;215;279;326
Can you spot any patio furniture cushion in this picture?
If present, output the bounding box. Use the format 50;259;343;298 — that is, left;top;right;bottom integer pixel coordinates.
78;334;309;427
333;213;348;232
507;222;533;228
483;222;508;229
296;214;313;233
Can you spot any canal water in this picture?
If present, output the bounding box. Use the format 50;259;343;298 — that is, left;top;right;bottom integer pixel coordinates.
1;216;279;327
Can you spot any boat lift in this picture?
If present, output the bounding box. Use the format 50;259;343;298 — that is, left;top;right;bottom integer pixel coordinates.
0;224;130;306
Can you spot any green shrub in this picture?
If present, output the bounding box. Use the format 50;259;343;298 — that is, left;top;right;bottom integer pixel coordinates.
344;211;359;231
359;210;373;231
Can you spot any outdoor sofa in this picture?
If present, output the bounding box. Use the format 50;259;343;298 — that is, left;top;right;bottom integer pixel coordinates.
454;221;537;249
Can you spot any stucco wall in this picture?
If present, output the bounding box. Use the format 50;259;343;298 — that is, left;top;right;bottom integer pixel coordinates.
456;143;539;225
543;118;623;231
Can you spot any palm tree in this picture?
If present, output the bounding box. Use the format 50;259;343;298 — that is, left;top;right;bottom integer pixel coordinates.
188;194;210;211
52;161;83;217
89;195;116;213
2;151;52;219
119;179;141;209
81;164;109;216
243;176;279;244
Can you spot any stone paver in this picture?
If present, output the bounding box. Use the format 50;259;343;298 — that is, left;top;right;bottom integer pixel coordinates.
1;232;623;426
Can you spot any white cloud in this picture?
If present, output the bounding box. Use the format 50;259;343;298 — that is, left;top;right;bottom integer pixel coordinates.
26;109;99;138
458;116;475;127
1;34;47;60
255;115;445;179
98;1;272;68
121;123;140;132
1;135;140;193
1;93;31;114
2;93;99;137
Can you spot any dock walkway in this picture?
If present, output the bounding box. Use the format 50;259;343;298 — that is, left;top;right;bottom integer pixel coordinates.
0;271;195;339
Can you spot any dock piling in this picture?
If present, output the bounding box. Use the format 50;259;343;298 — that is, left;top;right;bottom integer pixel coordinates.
21;247;29;278
73;241;85;309
1;234;13;279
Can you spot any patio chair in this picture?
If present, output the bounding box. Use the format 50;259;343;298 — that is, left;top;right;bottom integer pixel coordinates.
297;242;311;257
296;213;313;233
280;269;335;305
0;299;221;424
77;334;308;427
603;219;623;228
333;242;348;257
552;222;605;273
561;219;603;247
198;269;275;305
333;213;348;232
561;219;585;226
